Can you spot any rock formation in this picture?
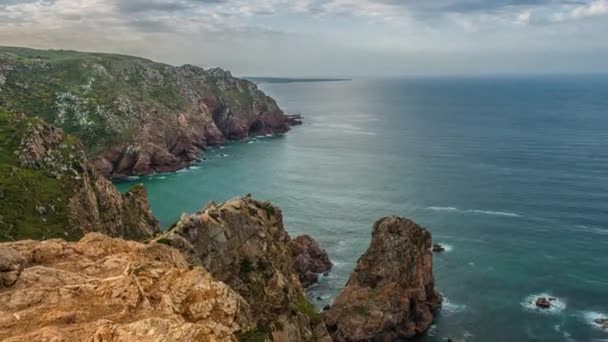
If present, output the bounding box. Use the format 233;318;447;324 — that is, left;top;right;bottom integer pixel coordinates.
291;234;333;287
0;233;253;341
0;47;300;178
156;196;331;341
0;112;160;242
534;297;556;309
324;216;442;341
595;318;608;330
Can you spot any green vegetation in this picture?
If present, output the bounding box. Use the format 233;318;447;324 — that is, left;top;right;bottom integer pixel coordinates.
237;325;270;342
0;111;76;242
353;305;370;317
0;46;188;155
156;237;174;246
0;46;272;160
290;295;321;323
259;203;276;218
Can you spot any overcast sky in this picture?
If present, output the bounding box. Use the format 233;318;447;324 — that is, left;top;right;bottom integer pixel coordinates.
1;0;607;76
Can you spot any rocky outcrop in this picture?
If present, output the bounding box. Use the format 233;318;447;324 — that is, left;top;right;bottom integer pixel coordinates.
291;235;332;287
0;233;253;341
157;196;331;341
324;216;442;341
0;112;160;242
0;47;299;179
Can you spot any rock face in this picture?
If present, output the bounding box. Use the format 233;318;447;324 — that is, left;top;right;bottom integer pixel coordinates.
0;112;160;242
324;216;442;342
291;235;333;287
0;233;253;341
0;47;299;179
157;196;331;342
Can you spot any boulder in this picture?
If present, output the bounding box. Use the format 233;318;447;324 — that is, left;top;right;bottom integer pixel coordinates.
291;234;332;287
324;216;442;341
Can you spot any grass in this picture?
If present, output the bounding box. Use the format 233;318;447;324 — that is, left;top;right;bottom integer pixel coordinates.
0;111;75;242
237;325;270;342
290;295;321;324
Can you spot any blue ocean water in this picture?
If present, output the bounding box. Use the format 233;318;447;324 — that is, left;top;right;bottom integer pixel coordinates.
116;76;608;341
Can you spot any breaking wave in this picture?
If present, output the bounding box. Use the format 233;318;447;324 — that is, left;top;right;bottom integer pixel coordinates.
425;206;520;217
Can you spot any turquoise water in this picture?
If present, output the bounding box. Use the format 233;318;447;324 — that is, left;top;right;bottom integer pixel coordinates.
116;76;608;341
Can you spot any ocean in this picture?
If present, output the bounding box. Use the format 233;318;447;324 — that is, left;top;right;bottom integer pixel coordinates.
116;75;608;341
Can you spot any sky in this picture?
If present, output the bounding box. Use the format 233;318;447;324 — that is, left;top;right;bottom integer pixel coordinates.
0;0;607;77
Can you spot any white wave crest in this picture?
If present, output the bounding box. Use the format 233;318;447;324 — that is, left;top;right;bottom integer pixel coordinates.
582;311;608;331
442;297;467;314
425;206;520;217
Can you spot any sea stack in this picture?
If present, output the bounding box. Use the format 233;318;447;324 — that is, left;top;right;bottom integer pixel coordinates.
324;216;442;341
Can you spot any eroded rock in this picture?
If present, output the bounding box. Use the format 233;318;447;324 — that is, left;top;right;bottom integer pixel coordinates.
157;195;331;341
324;216;442;341
0;233;253;341
291;234;332;287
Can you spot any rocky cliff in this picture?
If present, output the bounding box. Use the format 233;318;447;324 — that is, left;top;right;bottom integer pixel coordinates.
156;196;331;341
0;47;298;178
0;233;253;341
0;111;160;242
324;216;442;341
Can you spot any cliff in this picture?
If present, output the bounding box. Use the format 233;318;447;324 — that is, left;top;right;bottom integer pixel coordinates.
0;111;160;242
0;47;297;178
156;196;331;341
0;233;253;341
324;217;442;341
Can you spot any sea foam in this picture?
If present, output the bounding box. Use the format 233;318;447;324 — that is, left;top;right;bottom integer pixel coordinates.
582;311;608;331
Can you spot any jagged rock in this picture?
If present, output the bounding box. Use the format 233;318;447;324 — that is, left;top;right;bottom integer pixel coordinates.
157;196;331;342
291;234;332;287
0;112;160;242
324;216;442;342
0;47;299;178
0;233;253;341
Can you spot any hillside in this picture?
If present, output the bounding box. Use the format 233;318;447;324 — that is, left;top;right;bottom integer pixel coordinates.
0;110;159;242
0;47;296;178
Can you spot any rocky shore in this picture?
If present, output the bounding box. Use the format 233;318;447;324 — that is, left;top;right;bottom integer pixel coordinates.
0;49;443;340
0;47;301;179
0;194;442;341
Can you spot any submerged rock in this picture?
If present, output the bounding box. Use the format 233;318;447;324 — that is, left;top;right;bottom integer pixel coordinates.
157;195;331;341
291;234;333;287
324;216;442;341
0;233;253;341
